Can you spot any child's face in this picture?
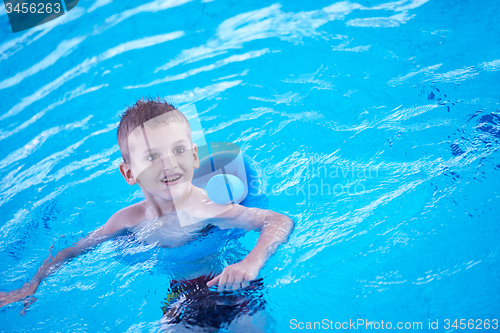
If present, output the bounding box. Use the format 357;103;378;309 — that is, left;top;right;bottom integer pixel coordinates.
127;121;199;201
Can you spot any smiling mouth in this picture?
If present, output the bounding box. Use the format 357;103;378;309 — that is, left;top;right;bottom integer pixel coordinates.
161;174;182;185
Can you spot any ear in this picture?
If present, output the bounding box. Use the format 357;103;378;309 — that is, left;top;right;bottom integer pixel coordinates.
119;162;137;185
192;144;200;169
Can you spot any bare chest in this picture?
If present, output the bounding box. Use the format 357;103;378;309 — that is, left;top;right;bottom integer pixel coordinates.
131;213;211;248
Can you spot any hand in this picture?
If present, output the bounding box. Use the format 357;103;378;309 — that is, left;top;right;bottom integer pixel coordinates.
0;282;38;315
207;259;261;292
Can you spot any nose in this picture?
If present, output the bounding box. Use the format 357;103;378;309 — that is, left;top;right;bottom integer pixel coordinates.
160;154;178;172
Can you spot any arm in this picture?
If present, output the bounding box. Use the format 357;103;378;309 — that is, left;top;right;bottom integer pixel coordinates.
208;206;294;292
0;213;125;310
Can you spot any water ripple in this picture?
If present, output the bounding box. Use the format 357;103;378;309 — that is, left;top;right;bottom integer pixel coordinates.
0;36;86;90
0;32;184;121
126;48;269;89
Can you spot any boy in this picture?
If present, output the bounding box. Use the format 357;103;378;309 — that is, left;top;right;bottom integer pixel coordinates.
0;97;294;327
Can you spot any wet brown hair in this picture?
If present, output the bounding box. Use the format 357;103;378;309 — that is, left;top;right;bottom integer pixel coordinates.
117;96;190;164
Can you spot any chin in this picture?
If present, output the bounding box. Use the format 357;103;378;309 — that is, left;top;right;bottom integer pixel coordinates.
165;184;190;201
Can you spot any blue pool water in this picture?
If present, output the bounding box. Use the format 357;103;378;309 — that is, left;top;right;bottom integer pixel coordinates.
1;0;499;331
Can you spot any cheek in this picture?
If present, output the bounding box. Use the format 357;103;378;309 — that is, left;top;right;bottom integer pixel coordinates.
182;159;195;175
136;163;168;190
177;155;194;168
131;161;146;176
134;160;161;178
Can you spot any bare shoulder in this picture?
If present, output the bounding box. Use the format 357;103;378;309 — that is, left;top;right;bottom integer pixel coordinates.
212;204;273;230
186;186;287;231
187;186;235;218
102;201;148;235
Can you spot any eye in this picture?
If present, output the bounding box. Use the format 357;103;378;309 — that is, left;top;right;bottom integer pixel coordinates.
174;147;185;154
147;153;160;161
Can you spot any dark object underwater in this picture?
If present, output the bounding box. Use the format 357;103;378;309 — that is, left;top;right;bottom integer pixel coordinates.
161;273;266;329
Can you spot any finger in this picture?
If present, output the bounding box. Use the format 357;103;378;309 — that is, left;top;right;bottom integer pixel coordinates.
218;271;229;293
207;274;221;287
230;280;242;291
242;272;256;289
241;279;250;289
230;272;244;291
20;296;36;316
224;272;238;292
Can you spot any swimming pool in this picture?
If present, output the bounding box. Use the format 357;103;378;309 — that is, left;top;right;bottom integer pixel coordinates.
1;0;499;331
